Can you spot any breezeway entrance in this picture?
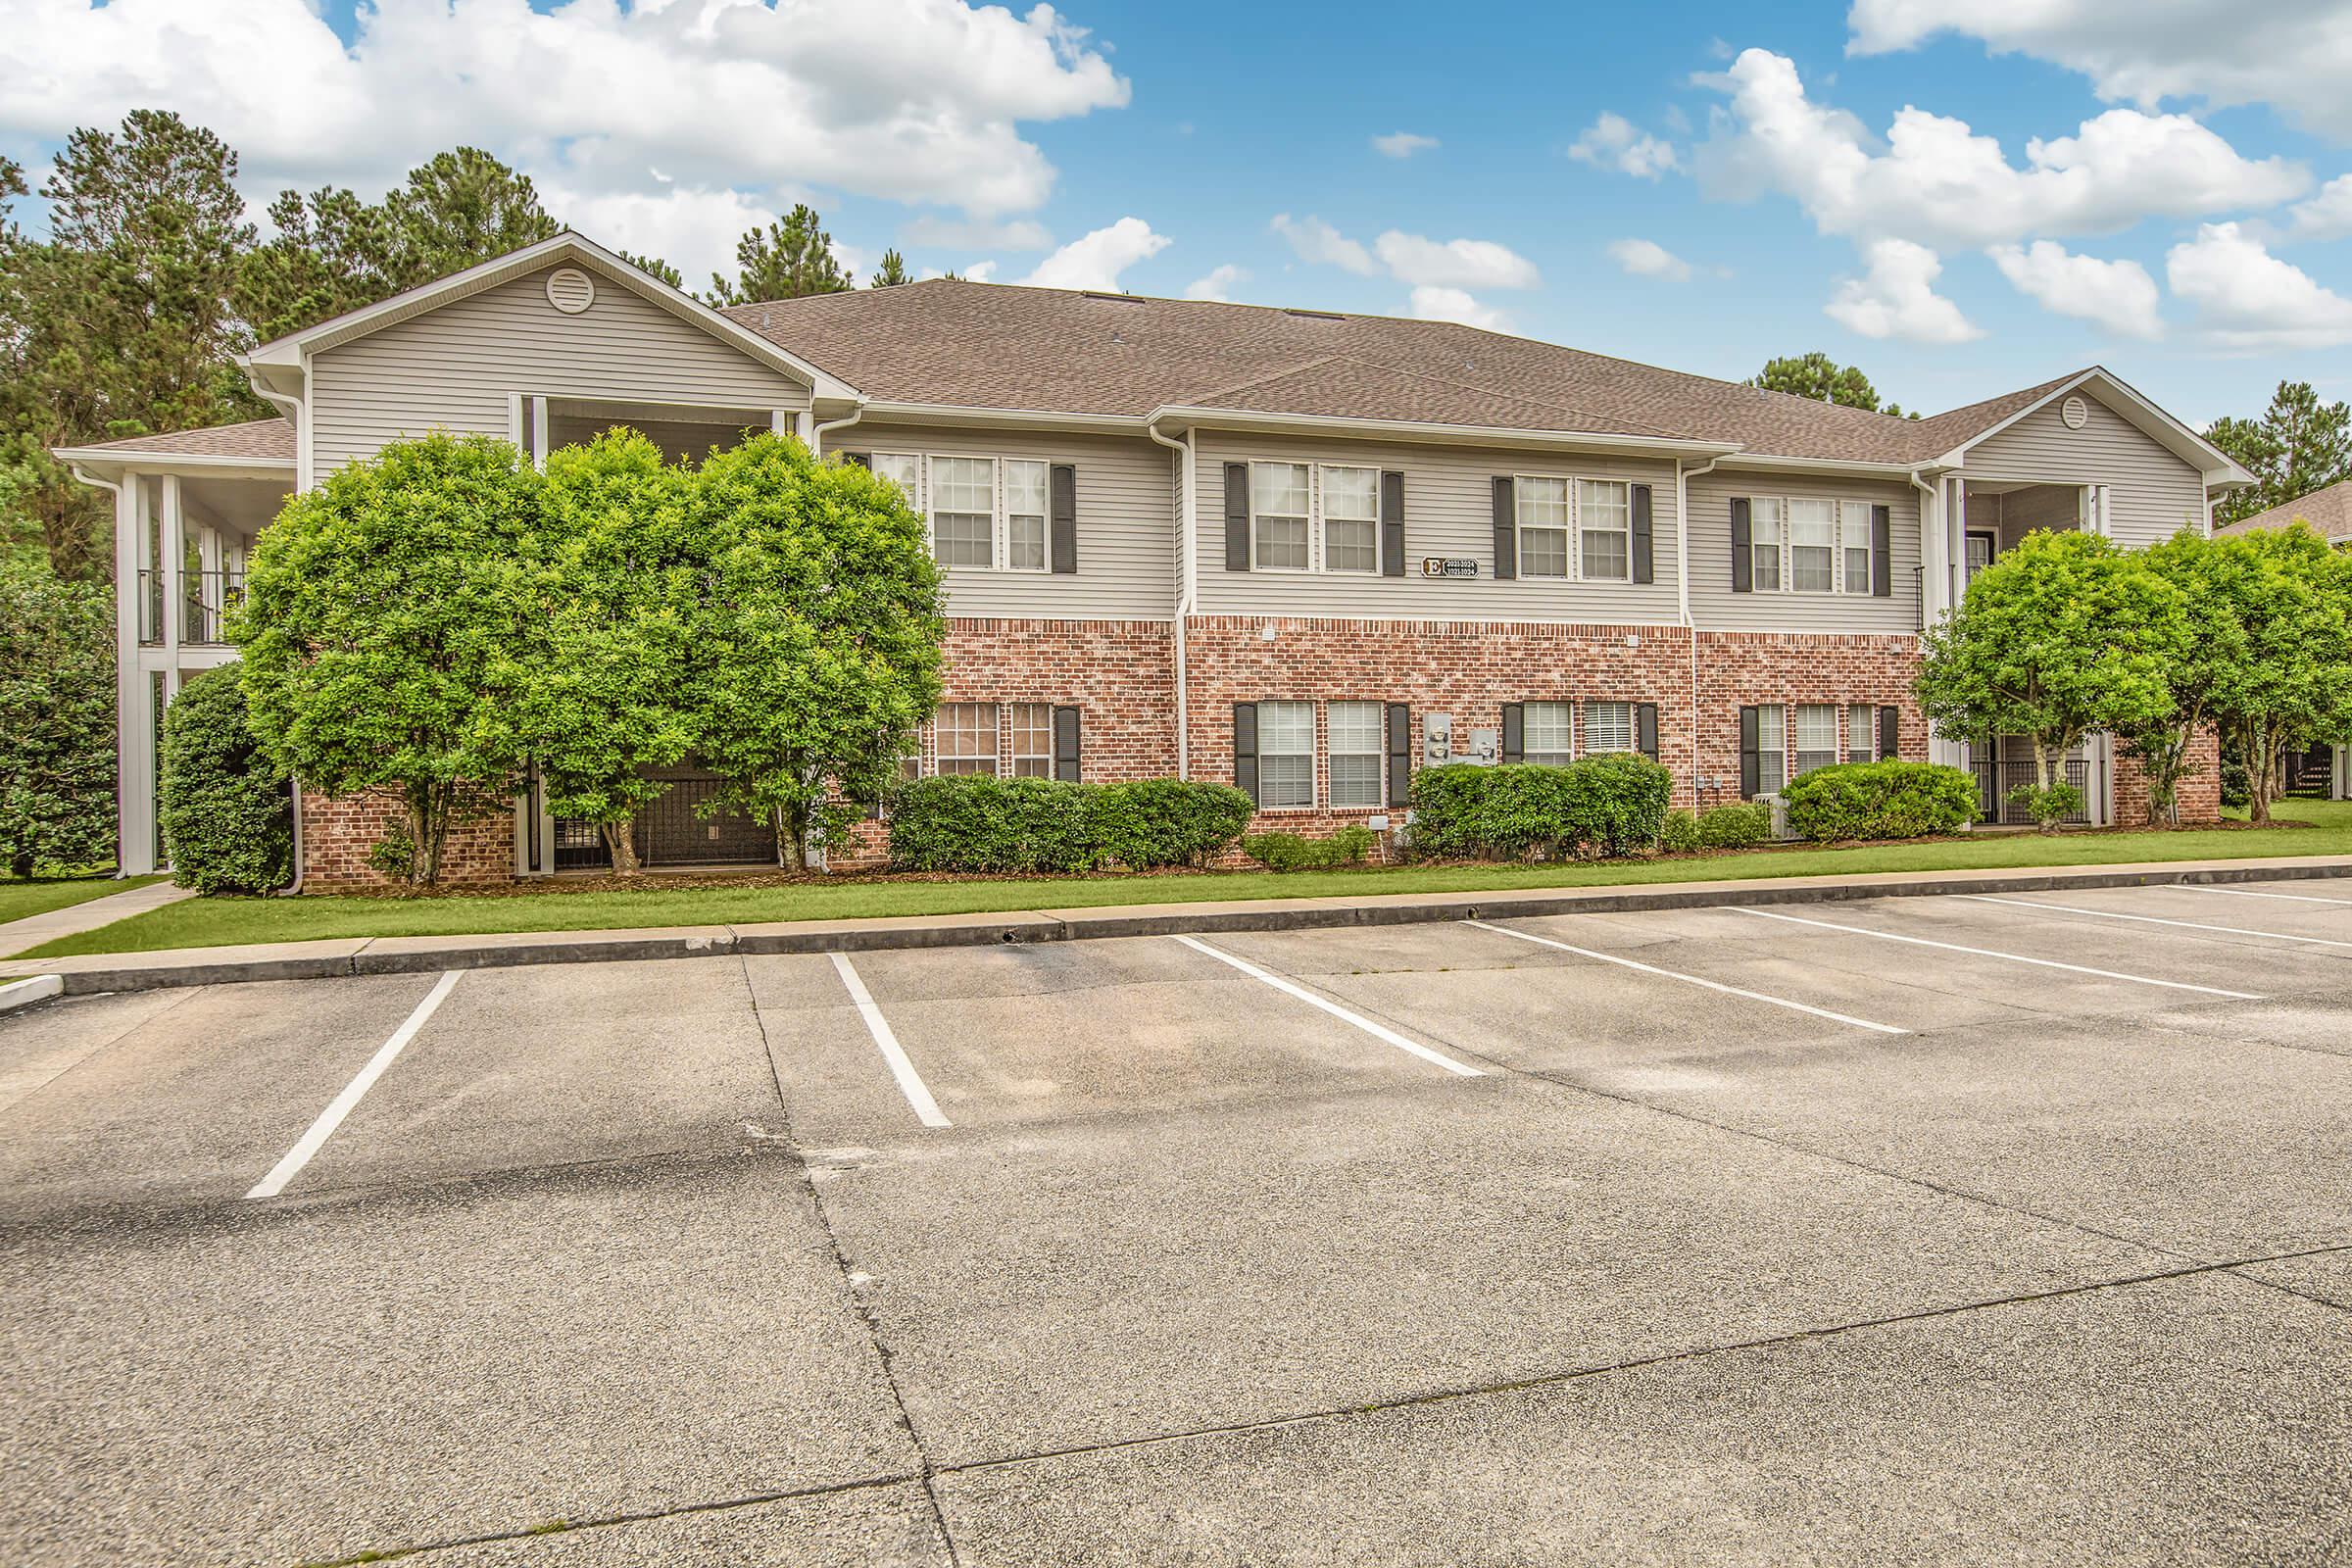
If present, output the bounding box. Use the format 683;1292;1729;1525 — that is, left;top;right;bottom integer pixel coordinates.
548;763;776;871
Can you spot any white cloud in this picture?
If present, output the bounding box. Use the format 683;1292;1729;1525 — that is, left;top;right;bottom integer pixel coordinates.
2284;174;2352;242
539;182;774;293
1270;213;1377;275
1407;285;1510;331
1986;240;2162;339
1696;48;2307;250
1567;112;1680;178
1606;237;1693;281
1847;1;2352;141
2166;221;2352;350
903;215;1054;251
1184;264;1247;302
0;0;1129;220
1825;238;1983;344
963;260;999;282
1019;217;1169;290
1371;130;1439;159
1373;230;1540;290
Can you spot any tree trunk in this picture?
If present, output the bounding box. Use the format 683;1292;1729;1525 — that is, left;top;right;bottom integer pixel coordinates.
9;851;31;880
2248;724;2275;823
776;813;808;872
605;820;642;875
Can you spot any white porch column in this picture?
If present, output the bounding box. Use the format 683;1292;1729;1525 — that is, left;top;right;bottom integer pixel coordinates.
112;476;153;874
159;474;183;650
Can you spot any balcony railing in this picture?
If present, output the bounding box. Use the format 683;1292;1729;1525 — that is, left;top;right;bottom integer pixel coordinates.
180;570;244;646
136;569;162;645
1971;757;2092;825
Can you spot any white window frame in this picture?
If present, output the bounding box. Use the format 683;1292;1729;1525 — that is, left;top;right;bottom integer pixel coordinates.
1755;704;1788;797
1838;501;1873;596
1846;702;1876;764
926;454;998;571
1582;700;1635;756
1523;700;1574;766
1577;478;1633;582
1750;497;1785;593
1009;701;1054;777
1753;495;1878;596
1004;459;1052;575
935;701;1001;776
1327;701;1386;808
1794;703;1839;777
1256;699;1316;809
871;453;922;510
1787;499;1837;595
1250;461;1314;573
1514;473;1573;580
1318;465;1381;576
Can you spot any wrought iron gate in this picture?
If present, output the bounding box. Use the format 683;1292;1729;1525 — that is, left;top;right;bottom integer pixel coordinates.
547;766;775;870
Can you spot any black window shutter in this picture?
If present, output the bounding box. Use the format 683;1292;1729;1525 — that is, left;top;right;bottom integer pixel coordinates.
1878;705;1899;761
1739;707;1761;799
1224;464;1250;571
1871;505;1892;597
1050;464;1078;575
1054;705;1082;781
1386;703;1410;807
843;452;871;468
1637;703;1659;761
1491;476;1516;580
1631;484;1654;584
1500;703;1524;764
1380;470;1406;577
1731;498;1752;593
1233;702;1259;804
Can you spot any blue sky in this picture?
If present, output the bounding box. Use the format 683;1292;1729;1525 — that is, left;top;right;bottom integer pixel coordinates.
7;1;2351;426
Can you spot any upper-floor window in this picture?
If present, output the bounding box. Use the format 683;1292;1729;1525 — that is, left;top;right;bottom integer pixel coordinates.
929;456;996;568
871;452;1056;574
1789;500;1836;592
1005;461;1050;573
1750;498;1785;591
1840;505;1873;595
1749;495;1875;595
1517;477;1571;578
1321;466;1380;575
1579;480;1632;581
871;453;921;503
1252;463;1312;570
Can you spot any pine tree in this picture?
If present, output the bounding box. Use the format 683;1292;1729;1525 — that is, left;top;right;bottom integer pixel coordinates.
707;205;853;306
2206;380;2352;527
869;248;911;288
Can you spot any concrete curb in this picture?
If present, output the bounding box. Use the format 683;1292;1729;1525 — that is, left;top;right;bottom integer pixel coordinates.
20;854;2352;998
0;974;64;1013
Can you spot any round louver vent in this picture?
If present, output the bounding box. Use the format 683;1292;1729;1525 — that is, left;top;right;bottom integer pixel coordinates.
545;268;596;315
2061;395;2088;430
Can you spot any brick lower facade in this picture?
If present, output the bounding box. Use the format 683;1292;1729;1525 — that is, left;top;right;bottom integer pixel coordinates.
297;612;2223;884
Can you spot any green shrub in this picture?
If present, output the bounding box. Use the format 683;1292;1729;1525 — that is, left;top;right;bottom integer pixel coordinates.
1406;753;1672;860
2008;780;2085;833
1244;824;1376;871
887;774;1253;873
367;826;416;882
1782;760;1979;842
1695;802;1773;849
157;662;293;895
1658;808;1701;853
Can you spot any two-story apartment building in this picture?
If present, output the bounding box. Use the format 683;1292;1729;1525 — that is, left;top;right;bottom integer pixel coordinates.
56;233;2255;885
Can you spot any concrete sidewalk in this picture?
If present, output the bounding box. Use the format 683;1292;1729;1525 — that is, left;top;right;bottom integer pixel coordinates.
10;851;2352;998
0;879;195;962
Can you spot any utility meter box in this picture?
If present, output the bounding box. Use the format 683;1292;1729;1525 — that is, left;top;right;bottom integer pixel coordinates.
1469;726;1499;765
1423;711;1452;765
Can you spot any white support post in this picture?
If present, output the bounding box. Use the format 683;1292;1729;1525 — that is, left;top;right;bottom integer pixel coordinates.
112;475;149;874
159;474;183;650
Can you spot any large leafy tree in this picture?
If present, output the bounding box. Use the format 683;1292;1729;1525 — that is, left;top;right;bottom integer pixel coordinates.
1916;530;2188;829
1749;352;1910;418
2119;530;2243;824
686;435;944;867
2197;524;2352;820
0;560;118;876
2206;380;2352;527
708;205;853;306
158;661;292;894
492;430;697;874
234;433;542;884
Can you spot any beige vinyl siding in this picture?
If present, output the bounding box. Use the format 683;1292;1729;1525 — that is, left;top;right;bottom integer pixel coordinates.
1964;391;2207;547
1980;483;2079;552
310;267;810;472
852;420;1174;619
1688;469;1921;634
1194;431;1682;622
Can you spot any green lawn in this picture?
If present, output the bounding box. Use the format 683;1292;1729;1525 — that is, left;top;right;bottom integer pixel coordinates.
0;872;164;927
23;801;2352;959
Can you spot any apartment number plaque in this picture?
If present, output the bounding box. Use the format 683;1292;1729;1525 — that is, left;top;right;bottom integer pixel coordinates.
1421;558;1479;578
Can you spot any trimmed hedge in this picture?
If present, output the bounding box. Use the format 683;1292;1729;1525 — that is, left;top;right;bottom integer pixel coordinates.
1658;808;1702;853
158;662;293;895
1782;760;1979;842
1408;754;1672;860
886;775;1253;873
1244;824;1375;871
1696;802;1773;849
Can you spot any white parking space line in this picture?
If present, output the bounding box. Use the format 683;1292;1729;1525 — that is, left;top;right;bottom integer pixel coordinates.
245;970;462;1200
1170;935;1483;1077
2181;883;2352;907
828;952;952;1129
1732;907;2261;1000
1959;895;2352;952
1465;919;1908;1036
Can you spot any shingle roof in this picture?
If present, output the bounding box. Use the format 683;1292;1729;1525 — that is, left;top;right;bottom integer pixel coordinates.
74;417;295;462
2216;477;2352;541
723;280;2082;465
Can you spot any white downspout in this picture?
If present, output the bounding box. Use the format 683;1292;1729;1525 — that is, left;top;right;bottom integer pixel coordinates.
1675;455;1720;806
1147;418;1195;779
808;401;867;458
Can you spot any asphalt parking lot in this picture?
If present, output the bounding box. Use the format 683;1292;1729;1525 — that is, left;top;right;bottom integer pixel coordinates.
4;880;2349;1566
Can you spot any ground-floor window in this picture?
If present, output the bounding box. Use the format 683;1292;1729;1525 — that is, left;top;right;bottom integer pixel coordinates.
1256;700;1315;808
936;702;999;775
1583;700;1634;755
1328;701;1385;807
1742;705;1788;798
1794;704;1838;776
1008;702;1054;777
1847;702;1876;763
1523;701;1574;766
